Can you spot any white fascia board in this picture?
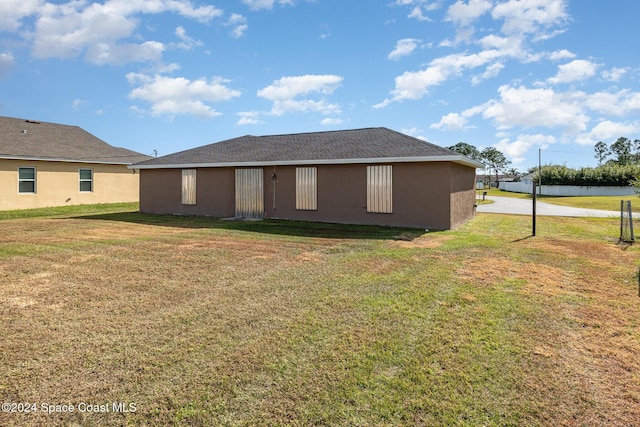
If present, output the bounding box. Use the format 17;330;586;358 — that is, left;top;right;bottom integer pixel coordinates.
0;155;132;165
130;155;485;170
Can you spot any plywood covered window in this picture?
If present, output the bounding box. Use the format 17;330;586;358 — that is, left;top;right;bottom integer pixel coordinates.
367;165;393;213
18;167;36;194
182;169;197;205
296;167;317;210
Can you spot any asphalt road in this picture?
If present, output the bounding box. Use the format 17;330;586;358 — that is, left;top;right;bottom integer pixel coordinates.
476;196;626;218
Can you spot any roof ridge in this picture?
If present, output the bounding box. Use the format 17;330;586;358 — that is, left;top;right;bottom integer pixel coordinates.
255;127;384;139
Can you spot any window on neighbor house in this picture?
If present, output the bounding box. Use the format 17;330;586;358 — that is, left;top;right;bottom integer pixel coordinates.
367;165;393;213
182;169;197;205
296;167;317;210
79;169;93;192
18;167;36;194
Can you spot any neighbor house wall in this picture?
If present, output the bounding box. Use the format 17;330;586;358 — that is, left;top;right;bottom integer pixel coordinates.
0;159;140;210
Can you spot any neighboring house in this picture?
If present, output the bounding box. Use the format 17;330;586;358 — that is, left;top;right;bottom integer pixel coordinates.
477;173;511;188
0;116;151;210
133;128;483;230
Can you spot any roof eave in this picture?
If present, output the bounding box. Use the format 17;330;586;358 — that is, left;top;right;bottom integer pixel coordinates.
0;155;141;165
130;155;485;169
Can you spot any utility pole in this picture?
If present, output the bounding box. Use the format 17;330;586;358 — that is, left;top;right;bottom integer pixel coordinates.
532;178;536;237
538;148;542;195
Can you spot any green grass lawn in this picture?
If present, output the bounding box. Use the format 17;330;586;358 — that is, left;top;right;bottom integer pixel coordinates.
0;202;139;220
1;206;639;425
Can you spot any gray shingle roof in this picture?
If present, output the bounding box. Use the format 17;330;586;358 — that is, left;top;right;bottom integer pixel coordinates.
0;116;151;164
134;127;483;168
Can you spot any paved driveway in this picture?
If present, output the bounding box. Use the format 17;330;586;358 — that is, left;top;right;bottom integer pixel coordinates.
476;196;625;217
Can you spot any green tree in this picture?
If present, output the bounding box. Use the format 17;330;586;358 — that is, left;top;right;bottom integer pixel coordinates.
506;167;521;181
611;137;633;165
447;142;481;160
480;147;511;188
594;141;610;166
633;139;640;163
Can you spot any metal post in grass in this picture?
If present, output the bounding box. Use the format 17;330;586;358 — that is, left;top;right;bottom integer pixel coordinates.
628;200;634;242
532;179;536;237
621;200;624;241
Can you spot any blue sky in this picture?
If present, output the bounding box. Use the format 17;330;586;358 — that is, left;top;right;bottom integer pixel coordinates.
1;0;639;170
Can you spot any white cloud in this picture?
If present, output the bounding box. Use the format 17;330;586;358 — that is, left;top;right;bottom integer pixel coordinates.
482;85;590;133
434;86;640;149
258;74;343;116
401;127;429;141
388;38;421;60
408;6;432;22
548;49;575;61
586;89;640;116
72;98;87;109
320;117;344;125
471;62;504;85
236;111;264;125
577;120;640;146
85;41;165;65
242;0;293;11
29;0;222;64
547;59;598;84
380;1;574;107
398;0;440;21
430;112;468;131
0;0;42;32
127;73;241;119
492;0;568;36
0;52;16;77
226;14;248;39
495;133;556;164
175;26;203;50
377;49;504;105
446;0;492;27
430;104;485;131
601;67;628;82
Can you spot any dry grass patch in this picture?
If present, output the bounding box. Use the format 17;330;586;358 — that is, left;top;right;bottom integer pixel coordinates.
1;212;639;426
452;231;640;426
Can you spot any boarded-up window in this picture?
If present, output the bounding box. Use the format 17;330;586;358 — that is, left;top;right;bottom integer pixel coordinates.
296;167;317;210
367;165;392;213
182;169;197;205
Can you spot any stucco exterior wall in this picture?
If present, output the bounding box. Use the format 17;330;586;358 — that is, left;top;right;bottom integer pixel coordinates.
261;163;453;229
139;161;478;229
449;163;478;228
0;159;140;210
139;168;236;217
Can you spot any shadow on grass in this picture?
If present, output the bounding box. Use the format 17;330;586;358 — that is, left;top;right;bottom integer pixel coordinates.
71;211;428;241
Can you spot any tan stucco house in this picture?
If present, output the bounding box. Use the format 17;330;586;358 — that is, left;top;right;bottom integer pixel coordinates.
0;116;151;210
132;128;484;230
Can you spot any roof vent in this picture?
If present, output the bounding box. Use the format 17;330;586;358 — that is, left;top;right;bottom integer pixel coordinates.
21;129;27;134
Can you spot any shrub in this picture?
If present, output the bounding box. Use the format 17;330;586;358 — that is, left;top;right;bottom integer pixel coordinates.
536;164;640;186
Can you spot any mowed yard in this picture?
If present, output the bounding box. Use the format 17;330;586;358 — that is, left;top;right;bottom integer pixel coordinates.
1;206;639;426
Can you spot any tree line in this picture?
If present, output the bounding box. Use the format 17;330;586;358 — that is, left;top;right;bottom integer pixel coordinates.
594;137;640;166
